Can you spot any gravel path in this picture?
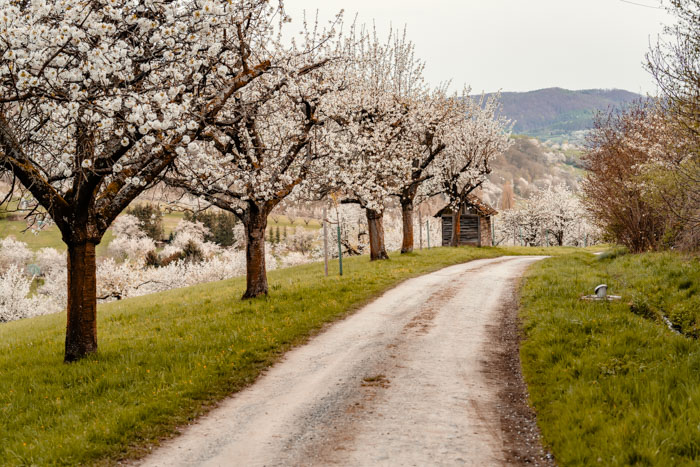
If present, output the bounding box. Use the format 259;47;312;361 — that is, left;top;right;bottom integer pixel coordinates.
138;256;551;467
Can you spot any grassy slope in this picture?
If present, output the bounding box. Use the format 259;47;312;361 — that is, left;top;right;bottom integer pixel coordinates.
1;246;569;466
0;210;318;257
520;251;700;466
0;221;116;256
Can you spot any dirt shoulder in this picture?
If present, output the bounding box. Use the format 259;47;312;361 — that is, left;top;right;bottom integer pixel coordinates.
483;276;556;466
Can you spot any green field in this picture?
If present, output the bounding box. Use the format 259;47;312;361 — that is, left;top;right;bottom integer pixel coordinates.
0;208;318;257
2;246;547;466
520;251;700;465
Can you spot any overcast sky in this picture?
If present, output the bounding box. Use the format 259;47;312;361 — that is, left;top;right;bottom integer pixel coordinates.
283;0;672;95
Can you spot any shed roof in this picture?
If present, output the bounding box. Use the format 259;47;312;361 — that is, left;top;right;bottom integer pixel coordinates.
434;194;498;217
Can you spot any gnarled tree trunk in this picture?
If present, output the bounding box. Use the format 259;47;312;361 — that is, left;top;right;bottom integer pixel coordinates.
400;198;414;254
243;204;269;299
366;208;389;261
65;241;98;362
450;210;461;247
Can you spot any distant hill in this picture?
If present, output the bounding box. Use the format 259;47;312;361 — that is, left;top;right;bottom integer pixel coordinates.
481;136;583;207
482;88;643;143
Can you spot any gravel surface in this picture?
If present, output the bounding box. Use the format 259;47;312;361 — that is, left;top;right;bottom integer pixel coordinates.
137;256;550;467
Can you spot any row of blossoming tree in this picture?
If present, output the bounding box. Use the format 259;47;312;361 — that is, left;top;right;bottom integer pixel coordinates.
0;0;511;361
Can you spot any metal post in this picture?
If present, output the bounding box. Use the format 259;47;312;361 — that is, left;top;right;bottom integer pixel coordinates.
426;219;430;249
337;224;343;276
519;226;523;246
323;206;329;277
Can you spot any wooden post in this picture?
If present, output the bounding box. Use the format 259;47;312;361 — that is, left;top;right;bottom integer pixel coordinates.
426;219;430;249
323;206;328;277
477;214;482;247
337;224;343;276
418;209;423;250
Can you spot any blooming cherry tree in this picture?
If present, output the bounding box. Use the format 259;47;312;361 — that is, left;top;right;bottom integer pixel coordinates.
0;265;57;322
321;28;423;260
393;87;459;253
0;236;33;271
435;93;512;246
537;185;580;246
167;17;346;297
0;0;282;360
108;215;156;260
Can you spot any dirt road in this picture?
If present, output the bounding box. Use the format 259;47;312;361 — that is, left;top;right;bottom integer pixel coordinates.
138;256;551;467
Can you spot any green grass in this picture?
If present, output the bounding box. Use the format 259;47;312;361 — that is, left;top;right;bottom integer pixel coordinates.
0;245;556;466
604;251;700;338
0;218;115;256
520;251;700;466
268;214;321;230
160;211;184;237
0;218;65;251
0;207;317;256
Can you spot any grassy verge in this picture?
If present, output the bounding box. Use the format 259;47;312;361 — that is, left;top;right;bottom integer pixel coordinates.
603;250;700;338
520;251;700;466
1;245;557;466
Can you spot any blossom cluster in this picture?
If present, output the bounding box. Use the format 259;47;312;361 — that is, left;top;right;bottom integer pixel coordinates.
496;185;599;247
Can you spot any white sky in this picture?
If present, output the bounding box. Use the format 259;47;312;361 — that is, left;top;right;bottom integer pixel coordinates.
283;0;673;95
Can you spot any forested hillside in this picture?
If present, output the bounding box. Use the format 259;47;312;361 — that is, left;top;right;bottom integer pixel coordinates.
481;136;583;206
483;88;643;143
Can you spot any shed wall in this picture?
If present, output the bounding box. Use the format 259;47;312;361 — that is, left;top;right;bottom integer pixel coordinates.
441;215;480;246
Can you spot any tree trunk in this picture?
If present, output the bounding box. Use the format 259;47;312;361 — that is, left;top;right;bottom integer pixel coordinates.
65;242;98;362
400;198;414;254
450;210;461;247
243;206;269;299
556;231;564;246
366;208;389;261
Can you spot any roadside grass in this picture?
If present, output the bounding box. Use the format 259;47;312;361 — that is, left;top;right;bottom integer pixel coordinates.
0;245;552;466
520;251;700;466
604;251;700;338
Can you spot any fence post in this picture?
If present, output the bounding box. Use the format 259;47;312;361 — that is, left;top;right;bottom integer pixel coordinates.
426;219;430;249
418;209;423;250
337;224;343;276
519;226;523;246
323;206;328;276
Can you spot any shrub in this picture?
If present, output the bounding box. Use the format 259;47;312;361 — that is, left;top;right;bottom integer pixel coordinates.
0;236;33;271
181;240;204;263
184;210;238;247
128;203;164;241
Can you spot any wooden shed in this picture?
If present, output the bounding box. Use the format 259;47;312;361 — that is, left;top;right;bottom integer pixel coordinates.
435;195;498;247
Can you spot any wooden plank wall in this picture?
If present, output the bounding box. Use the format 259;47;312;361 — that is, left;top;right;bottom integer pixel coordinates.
441;215;480;246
